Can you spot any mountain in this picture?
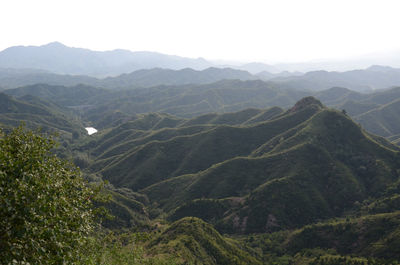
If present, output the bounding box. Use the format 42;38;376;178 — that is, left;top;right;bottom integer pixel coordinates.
81;79;308;119
271;65;400;92
3;43;400;95
283;211;400;260
7;80;400;142
274;50;400;72
0;66;256;89
72;97;398;236
0;67;49;78
99;67;255;88
237;62;280;74
0;92;85;139
0;42;213;76
99;187;151;229
0;67;100;89
354;98;400;137
147;217;261;265
4;80;308;122
334;86;400;138
244;210;400;263
141;99;399;233
4;83;109;107
2;81;400;263
256;70;303;80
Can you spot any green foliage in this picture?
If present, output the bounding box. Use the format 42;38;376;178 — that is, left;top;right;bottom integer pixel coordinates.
92;232;180;265
0;92;85;140
168;198;229;224
280;212;400;261
102;101;320;191
142;107;399;233
355;98;400;137
0;126;98;264
148;217;262;265
5;79;307;123
241;212;400;263
2;93;400;264
99;189;150;229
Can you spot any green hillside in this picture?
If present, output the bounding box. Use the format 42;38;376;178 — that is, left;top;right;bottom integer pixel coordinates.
4;80;308;122
7;81;400;142
4;83;109;107
243;211;400;264
0;92;85;139
140;98;400;234
99;188;151;229
2;83;400;263
354;98;400;137
147;217;262;265
100;101;320;191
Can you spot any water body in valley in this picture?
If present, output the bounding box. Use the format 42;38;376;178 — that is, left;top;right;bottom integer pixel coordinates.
85;127;98;135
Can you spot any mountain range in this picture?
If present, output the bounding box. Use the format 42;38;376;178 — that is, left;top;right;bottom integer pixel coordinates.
2;42;400;263
3;43;400;92
2;42;400;75
2;81;400;263
5;80;400;140
0;42;214;76
272;65;400;92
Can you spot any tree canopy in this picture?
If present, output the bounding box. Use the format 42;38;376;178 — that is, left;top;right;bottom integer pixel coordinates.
0;126;98;264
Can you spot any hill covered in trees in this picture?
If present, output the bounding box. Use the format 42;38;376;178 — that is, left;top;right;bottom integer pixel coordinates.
6;81;400;141
2;75;400;263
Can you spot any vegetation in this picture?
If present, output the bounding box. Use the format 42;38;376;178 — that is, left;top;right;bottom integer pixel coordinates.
0;126;98;264
6;80;400;143
242;211;400;264
147;217;262;265
1;89;400;264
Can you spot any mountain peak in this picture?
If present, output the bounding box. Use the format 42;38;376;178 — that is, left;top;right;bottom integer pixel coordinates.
43;42;67;48
289;96;323;112
366;65;395;72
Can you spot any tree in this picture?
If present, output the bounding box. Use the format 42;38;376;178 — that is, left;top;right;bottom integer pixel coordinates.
0;126;98;264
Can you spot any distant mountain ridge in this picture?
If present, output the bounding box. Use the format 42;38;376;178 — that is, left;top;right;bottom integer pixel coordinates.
101;67;255;88
0;66;255;89
3;42;400;78
3;62;400;93
0;42;213;76
271;65;400;92
3;43;400;92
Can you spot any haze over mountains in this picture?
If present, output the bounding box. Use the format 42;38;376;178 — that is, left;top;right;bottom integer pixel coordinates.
0;42;399;76
0;42;212;76
3;43;400;93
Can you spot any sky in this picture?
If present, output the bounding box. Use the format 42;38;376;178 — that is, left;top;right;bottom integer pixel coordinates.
1;0;400;63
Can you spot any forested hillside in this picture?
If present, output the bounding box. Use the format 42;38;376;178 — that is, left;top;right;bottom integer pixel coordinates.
2;72;400;264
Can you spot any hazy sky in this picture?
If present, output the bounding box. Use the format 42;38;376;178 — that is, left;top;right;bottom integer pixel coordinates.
1;0;400;63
